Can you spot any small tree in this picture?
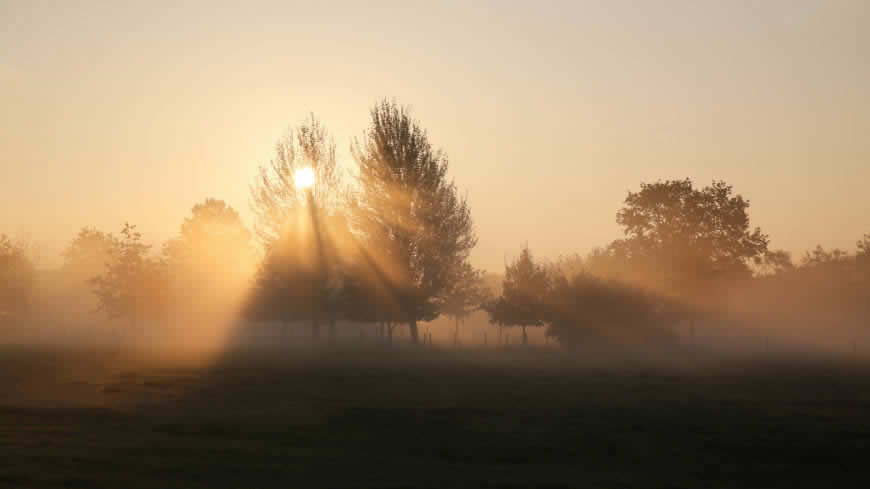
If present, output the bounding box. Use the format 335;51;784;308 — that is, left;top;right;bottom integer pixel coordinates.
91;223;167;331
486;246;550;345
441;261;488;345
62;227;118;281
0;235;35;323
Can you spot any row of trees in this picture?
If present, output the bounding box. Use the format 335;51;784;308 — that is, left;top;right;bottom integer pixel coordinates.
1;101;485;347
49;199;257;331
2;99;867;350
484;179;869;347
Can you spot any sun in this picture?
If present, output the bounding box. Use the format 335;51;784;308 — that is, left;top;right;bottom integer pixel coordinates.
294;167;315;189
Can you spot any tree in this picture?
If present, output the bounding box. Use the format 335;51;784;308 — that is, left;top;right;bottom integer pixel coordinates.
613;179;769;298
858;234;870;259
163;199;254;326
441;261;488;345
755;249;795;276
163;199;253;282
250;115;347;341
858;234;870;273
62;227;118;282
90;223;167;330
250;208;356;343
801;245;851;267
545;271;674;349
486;246;550;345
351;100;476;343
0;234;35;323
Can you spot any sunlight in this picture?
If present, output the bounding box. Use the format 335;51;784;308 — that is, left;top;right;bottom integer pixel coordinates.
295;167;315;189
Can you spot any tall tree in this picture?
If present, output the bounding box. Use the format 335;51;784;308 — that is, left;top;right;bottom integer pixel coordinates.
0;234;35;323
486;246;550;345
441;261;488;345
352;100;476;343
250;115;346;341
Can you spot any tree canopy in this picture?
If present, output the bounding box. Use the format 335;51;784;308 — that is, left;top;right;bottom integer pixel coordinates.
611;179;769;297
0;235;35;321
90;223;167;326
250;114;344;248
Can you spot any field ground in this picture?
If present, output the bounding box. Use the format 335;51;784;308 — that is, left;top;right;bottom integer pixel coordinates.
1;345;870;488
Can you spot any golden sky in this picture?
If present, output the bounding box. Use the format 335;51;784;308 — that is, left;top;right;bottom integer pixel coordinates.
1;0;868;271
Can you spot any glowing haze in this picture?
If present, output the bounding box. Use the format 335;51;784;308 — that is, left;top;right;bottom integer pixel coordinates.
1;0;868;271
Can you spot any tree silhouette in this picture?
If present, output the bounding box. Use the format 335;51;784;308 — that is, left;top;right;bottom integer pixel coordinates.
486;246;550;345
62;227;118;282
250;115;346;341
0;234;35;323
90;223;167;330
858;234;870;273
441;261;488;345
545;271;674;349
163;199;254;323
351;100;476;343
755;249;795;276
612;179;769;299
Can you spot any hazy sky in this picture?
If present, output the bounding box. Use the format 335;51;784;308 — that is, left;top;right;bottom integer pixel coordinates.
1;0;868;270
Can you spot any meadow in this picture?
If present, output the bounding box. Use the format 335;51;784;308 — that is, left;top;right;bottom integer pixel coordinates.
2;344;870;488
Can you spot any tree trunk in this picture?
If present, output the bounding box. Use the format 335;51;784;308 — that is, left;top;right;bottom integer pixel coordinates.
387;321;393;346
454;318;459;346
409;319;419;344
522;325;528;345
328;319;336;346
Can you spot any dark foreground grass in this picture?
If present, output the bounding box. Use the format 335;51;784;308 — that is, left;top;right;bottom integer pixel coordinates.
1;346;870;488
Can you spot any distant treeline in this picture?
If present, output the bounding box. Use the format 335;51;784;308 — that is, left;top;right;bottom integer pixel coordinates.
2;100;868;350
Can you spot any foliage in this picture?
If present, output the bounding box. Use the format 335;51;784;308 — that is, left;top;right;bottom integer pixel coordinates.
612;179;769;296
351;100;476;342
801;245;851;267
162;199;254;320
0;234;35;319
164;199;253;273
441;261;488;342
250;114;345;248
90;223;167;325
545;271;675;348
486;246;550;344
62;227;118;281
441;261;489;322
249;115;349;339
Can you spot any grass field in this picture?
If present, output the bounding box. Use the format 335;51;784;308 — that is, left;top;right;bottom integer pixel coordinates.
1;345;870;488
